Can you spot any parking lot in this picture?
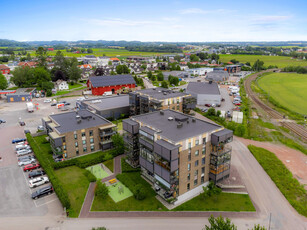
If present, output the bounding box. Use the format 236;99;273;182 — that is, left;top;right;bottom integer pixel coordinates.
0;125;62;217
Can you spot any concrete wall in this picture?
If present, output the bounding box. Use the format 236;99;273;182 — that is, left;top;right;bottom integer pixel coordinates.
194;94;221;105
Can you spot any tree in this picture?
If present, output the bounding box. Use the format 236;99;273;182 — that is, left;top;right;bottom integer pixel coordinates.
32;67;51;87
26;53;31;61
207;108;216;116
95;181;109;199
41;81;54;92
151;75;156;81
211;53;220;61
108;61;112;66
174;55;181;62
68;61;82;82
122;65;130;74
157;72;164;81
11;66;32;87
0;73;8;90
111;134;125;157
230;59;239;64
147;71;153;79
235;124;246;137
202;181;221;201
190;54;200;62
141;64;147;70
204;215;237;230
36;46;48;68
87;48;93;53
252;59;265;71
245;62;251;66
199;52;209;60
161;80;168;88
249;224;267;230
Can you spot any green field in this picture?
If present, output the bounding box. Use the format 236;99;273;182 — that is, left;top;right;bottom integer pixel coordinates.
257;73;307;114
219;54;307;68
27;48;169;58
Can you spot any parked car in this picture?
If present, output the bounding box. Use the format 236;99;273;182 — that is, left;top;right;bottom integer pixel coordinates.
205;104;211;107
18;158;36;166
221;98;225;102
29;176;49;188
23;163;40;172
18;155;35;162
37;125;44;131
163;191;173;199
31;185;53;199
229;92;233;96
51;103;57;106
53;154;64;162
44;99;51;103
12;138;26;144
0;119;6;123
211;104;216;108
28;170;45;179
154;184;161;192
19;121;26;126
15;144;30;151
234;102;241;106
17;149;32;156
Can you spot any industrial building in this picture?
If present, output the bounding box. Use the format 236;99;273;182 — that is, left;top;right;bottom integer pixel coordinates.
123;109;233;204
77;95;130;120
87;75;136;96
42;110;116;159
186;82;221;106
129;88;196;116
206;69;229;82
6;88;36;102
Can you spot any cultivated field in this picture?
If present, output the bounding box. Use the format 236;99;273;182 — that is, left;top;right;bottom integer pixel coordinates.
257;72;307;114
220;54;307;68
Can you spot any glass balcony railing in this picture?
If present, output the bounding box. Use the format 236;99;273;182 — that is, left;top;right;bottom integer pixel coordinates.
211;146;232;156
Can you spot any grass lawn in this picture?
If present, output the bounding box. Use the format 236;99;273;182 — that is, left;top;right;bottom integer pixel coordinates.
248;145;307;217
103;159;114;172
86;164;109;179
219;54;307;68
112;120;123;131
107;181;133;203
257;73;307;114
54;166;90;217
52;86;87;96
68;83;83;90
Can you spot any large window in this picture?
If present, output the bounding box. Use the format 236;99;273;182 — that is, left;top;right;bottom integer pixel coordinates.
90;145;94;151
90;138;94;143
201;167;205;174
194;169;198;176
195;140;199;146
74;134;77;139
75;142;78;147
139;130;154;144
202;146;206;155
187;173;190;181
83;147;87;152
195;160;199;167
188;150;191;161
187;183;190;191
194;179;198;186
89;130;93;136
82;132;86;137
140;147;154;163
82;140;86;145
202;157;205;165
195;150;199;156
188;142;191;149
188;163;191;171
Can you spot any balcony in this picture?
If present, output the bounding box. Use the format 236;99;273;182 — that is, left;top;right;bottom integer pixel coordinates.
211;146;232;157
100;130;116;137
100;139;113;145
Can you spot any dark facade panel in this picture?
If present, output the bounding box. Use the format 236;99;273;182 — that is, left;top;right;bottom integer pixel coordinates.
154;163;162;177
161;166;170;182
170;159;178;172
162;147;171;161
139;138;153;150
171;148;179;160
154;142;162;156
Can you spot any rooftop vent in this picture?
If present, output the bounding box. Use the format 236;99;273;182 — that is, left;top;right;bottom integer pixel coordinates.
177;122;183;128
163;92;167;95
168;117;174;121
175;117;188;122
158;91;162;93
192;118;196;122
160;111;164;115
76;115;81;119
77;119;82;124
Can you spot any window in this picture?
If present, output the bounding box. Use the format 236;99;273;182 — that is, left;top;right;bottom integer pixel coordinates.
188;142;191;149
201;167;205;174
62;137;66;143
202;146;206;155
195;150;199;156
90;145;94;151
82;132;86;137
83;147;87;152
187;183;190;191
201;176;204;184
203;137;206;144
202;157;205;165
195;160;199;167
63;145;66;150
194;169;198;176
76;150;79;155
89;130;93;136
75;142;78;147
177;99;180;104
195;140;199;146
82;140;86;145
74;134;77;139
188;163;191;171
188;151;191;161
194;179;198;186
187;173;190;181
90;138;94;143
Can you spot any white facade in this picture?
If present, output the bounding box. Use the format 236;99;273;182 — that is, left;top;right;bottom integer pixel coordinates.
56;80;69;91
187;68;213;76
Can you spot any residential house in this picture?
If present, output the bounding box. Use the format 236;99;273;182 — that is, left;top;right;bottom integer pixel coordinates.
0;64;10;75
56;80;69;91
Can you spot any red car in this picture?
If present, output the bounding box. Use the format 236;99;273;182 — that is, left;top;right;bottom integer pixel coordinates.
23;163;40;172
205;104;211;107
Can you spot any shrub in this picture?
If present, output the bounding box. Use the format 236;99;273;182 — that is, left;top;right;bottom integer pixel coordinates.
121;158;140;173
46;89;52;97
133;184;146;200
95;181;109;199
83;170;97;182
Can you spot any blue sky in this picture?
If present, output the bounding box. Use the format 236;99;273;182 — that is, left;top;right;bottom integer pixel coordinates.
1;0;307;42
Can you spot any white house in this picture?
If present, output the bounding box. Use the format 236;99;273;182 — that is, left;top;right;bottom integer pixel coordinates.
56;80;69;91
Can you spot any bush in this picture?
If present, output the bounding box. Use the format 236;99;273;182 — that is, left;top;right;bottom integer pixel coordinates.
133;184;146;200
121;158;140;173
95;181;109;199
46;89;52;97
83;170;97;182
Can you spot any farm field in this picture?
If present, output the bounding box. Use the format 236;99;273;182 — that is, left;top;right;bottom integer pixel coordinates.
219;54;307;68
26;48;170;58
257;72;307;114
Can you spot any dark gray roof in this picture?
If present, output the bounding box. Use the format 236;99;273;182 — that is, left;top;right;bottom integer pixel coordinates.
82;95;129;111
206;70;229;81
12;88;36;96
156;139;180;150
132;88;189;100
212;129;233;137
50;110;111;134
186;82;220;95
89;75;135;87
132;109;221;142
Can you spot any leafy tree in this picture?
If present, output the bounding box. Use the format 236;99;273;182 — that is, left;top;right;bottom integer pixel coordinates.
95;181;109;199
252;59;265;71
202;181;221;201
190;54;200;62
249;224;267;230
32;67;51;87
207;108;216;116
174;55;182;62
216;110;221;117
0;73;8;90
122;65;130;74
111;134;125;157
161;80;168;88
41;81;54;92
199;52;209;60
245;62;251;66
168;75;179;86
87;48;93;53
11;66;32;87
157;72;164;81
230;59;239;64
110;70;116;75
26;53;31;61
204;215;237;230
108;61;112;66
151;75;156;81
141;64;147;70
211;53;220;61
68;61;82;82
134;184;146;200
36;46;48;68
147;71;153;79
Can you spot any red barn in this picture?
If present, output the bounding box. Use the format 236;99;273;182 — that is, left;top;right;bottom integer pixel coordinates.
87;75;136;96
48;48;54;51
0;64;10;74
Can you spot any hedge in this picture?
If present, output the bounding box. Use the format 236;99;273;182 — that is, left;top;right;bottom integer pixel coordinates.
116;172;146;200
121;158;140;173
26;134;71;209
83;170;97;182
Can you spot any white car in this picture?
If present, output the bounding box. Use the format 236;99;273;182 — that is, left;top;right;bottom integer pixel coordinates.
18;158;36;166
15;144;30;151
16;149;32;156
44;99;52;103
29;176;49;188
77;97;85;101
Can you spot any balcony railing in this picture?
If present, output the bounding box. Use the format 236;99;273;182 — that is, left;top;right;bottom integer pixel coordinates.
211;146;232;157
100;139;113;145
100;130;116;137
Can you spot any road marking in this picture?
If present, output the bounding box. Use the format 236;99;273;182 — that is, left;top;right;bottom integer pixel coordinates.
21;168;32;193
34;193;56;207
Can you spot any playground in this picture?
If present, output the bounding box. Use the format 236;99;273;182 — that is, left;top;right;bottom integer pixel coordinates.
107;180;133;203
86;164;110;179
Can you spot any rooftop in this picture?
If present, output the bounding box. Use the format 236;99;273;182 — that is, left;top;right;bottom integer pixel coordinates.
132;88;189;100
131;109;221;142
89;75;135;87
186;82;220;95
82;95;129;111
49;109;113;134
10;88;36;95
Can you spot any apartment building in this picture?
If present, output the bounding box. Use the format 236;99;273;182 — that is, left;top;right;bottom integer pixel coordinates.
123;109;233;204
129;88;196;116
42;110;116;159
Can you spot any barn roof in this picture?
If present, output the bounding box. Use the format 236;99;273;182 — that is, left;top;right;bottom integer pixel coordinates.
89;75;136;87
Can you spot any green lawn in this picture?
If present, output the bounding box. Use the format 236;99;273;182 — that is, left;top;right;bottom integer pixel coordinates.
54;166;90;217
219;54;307;68
257;73;307;114
107;181;133;203
112;120;123;131
86;164;109;179
68;83;83;90
103;159;114;172
174;193;255;212
248;145;307;217
52;86;87;96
